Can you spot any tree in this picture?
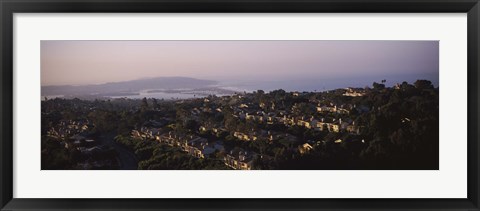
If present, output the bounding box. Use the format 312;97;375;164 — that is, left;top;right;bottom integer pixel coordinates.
184;119;199;132
140;97;149;111
152;98;159;110
372;82;385;90
414;80;434;90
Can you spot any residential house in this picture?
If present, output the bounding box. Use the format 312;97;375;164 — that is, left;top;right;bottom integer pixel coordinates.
183;137;215;159
224;149;255;170
346;121;362;135
343;88;365;97
298;143;313;154
234;132;249;141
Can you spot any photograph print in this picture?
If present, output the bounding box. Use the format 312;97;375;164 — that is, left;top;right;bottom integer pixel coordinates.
41;40;439;170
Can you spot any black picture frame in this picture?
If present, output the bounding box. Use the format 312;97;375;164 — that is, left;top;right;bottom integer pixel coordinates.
1;0;479;210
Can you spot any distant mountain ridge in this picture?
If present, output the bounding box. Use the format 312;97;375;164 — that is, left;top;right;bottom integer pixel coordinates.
42;77;218;97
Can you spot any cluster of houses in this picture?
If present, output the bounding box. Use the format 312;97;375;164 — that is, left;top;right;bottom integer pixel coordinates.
52;122;115;160
131;127;261;169
45;120;119;169
233;131;259;141
131;128;224;159
46;119;93;139
211;97;365;135
316;104;350;115
131;122;362;169
126;90;371;169
343;88;366;97
230;108;362;135
189;93;367;134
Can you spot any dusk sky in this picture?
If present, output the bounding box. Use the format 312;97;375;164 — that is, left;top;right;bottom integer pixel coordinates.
41;40;439;89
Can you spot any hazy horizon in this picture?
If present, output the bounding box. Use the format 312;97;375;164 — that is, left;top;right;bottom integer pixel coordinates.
41;40;439;89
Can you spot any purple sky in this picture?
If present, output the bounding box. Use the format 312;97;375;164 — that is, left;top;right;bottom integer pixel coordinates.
41;40;438;87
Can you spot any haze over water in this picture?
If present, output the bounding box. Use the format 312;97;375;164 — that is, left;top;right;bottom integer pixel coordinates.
41;40;439;93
